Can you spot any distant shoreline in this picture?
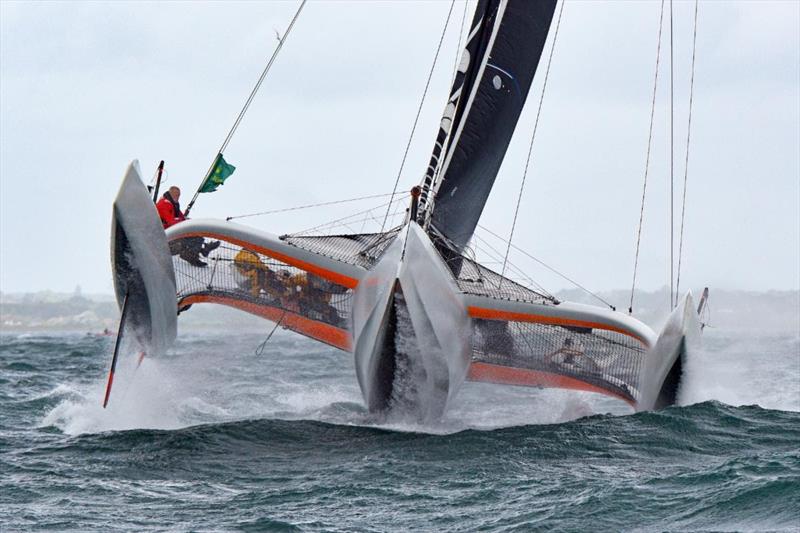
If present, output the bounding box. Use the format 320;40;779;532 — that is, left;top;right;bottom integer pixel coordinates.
2;289;798;334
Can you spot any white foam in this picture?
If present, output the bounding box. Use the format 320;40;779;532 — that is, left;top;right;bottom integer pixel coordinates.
41;357;188;435
40;329;799;437
679;331;800;412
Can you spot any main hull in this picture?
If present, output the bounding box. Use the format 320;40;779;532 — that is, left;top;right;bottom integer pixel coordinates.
351;224;471;419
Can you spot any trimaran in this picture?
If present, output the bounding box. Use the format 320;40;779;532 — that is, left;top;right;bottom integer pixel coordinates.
107;0;707;419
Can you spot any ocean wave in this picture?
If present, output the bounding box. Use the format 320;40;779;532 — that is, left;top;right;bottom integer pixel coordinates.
5;329;800;532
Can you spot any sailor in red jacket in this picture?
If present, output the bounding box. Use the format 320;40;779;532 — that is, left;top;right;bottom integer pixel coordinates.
156;186;187;228
157;186;219;267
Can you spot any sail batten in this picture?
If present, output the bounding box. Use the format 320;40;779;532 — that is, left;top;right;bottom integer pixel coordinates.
420;0;558;250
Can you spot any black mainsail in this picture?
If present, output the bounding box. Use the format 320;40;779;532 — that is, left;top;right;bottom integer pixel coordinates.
419;0;558;250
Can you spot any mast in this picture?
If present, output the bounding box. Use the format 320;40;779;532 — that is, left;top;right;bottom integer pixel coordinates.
418;0;496;221
418;0;558;251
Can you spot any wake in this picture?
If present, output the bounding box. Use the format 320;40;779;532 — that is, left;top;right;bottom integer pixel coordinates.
39;331;799;436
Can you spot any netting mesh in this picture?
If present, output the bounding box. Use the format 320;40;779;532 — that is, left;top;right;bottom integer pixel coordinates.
281;230;400;269
471;319;645;403
284;225;553;306
443;253;556;305
170;232;644;402
172;237;352;331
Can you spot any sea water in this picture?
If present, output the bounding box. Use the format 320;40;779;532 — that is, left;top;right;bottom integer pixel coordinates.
1;328;798;531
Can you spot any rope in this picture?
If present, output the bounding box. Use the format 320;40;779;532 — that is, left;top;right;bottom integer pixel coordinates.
185;0;307;217
381;0;456;232
226;192;399;221
255;312;286;355
629;0;665;315
450;0;469;84
293;194;408;236
478;224;616;310
701;297;711;330
669;0;675;308
676;0;699;300
149;165;168;186
471;232;555;301
500;0;565;286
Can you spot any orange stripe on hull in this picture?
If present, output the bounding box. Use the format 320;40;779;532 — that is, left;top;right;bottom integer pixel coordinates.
174;232;360;289
180;294;352;351
467;361;636;407
467;306;649;346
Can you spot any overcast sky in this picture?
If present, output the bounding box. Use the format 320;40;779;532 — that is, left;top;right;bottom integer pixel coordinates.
1;0;798;296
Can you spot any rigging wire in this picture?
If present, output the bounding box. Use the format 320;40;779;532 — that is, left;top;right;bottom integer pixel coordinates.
629;0;666;315
669;0;675;308
225;192;399;221
675;0;699;300
499;0;565;286
380;0;457;233
478;224;616;310
293;194;409;236
185;0;308;217
255;312;286;356
471;232;555;300
420;0;467;223
148;165;168;186
449;0;469;83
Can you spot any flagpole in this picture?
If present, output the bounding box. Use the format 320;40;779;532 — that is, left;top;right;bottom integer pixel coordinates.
184;0;308;217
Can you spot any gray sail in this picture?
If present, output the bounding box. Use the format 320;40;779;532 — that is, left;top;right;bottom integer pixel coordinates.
421;0;557;250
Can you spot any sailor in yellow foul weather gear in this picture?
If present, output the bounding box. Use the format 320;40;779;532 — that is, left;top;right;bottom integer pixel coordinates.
233;249;271;298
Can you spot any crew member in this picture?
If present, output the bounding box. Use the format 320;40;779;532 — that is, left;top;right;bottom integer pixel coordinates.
156;186;186;228
156;186;220;267
233;249;282;300
305;275;342;325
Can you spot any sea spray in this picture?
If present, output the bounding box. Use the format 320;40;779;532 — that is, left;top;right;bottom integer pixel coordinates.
679;331;800;412
2;331;798;530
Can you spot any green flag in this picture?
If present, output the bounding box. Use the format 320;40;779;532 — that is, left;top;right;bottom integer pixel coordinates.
199;153;236;193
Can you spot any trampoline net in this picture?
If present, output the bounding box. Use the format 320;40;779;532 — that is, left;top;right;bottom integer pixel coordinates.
450;255;555;305
171;236;352;344
281;230;400;269
471;318;646;404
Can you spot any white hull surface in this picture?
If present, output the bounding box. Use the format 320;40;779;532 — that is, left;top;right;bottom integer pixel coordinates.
110;161;176;356
637;292;702;411
352;224;471;419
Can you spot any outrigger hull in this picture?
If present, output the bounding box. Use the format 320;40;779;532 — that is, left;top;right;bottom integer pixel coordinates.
110;161;177;356
637;292;702;411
